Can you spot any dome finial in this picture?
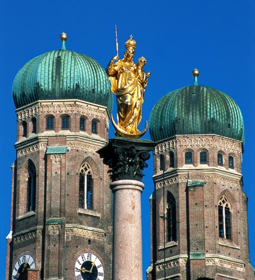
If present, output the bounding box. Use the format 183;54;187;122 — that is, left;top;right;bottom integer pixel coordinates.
192;68;200;85
60;32;68;50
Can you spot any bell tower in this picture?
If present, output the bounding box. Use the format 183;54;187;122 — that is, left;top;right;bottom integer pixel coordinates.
147;71;254;279
6;34;113;280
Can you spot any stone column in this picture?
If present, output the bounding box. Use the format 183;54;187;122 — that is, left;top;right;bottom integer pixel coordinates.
98;137;154;280
111;179;144;279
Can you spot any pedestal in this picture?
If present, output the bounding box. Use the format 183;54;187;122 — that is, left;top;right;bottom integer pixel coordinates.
98;137;154;280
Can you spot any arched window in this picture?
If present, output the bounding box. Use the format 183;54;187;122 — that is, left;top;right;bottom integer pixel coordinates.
79;162;93;209
22;121;27;137
32;118;37;134
229;156;234;169
170;151;174;168
218;153;223;166
167;192;177;242
218;195;231;240
92;120;98;134
200;151;207;164
185;152;193;164
62;115;70;130
46;116;54;130
80;117;86;131
27;160;36;212
160;154;165;171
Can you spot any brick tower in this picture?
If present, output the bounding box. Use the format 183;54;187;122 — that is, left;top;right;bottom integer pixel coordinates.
147;71;254;279
6;33;113;280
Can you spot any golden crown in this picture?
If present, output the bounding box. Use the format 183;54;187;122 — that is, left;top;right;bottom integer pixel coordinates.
125;35;136;50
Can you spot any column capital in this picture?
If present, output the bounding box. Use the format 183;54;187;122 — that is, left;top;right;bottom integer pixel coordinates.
98;137;155;182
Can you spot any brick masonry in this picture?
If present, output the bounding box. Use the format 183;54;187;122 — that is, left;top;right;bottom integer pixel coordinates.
6;100;113;280
148;134;254;280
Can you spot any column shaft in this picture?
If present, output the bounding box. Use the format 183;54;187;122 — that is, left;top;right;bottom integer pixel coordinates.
111;180;144;280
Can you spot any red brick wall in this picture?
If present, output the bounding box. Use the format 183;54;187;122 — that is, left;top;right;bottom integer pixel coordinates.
151;134;253;279
7;100;113;280
27;269;40;280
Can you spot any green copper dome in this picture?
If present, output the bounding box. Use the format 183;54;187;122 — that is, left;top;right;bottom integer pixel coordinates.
13;47;113;112
149;85;244;142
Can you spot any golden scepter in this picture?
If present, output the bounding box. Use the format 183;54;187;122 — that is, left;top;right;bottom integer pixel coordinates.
115;25;119;57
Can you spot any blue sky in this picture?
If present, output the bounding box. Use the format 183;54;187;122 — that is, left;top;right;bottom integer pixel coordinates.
0;1;254;278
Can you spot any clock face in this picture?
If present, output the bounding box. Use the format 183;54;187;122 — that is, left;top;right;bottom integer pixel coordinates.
74;253;104;280
12;254;35;279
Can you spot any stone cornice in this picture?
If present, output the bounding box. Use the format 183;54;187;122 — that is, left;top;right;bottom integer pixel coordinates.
153;168;242;189
154;134;243;154
13;226;43;244
206;254;245;272
203;169;242;187
15;134;108;157
15;135;47;151
155;254;188;271
216;273;244;280
67;134;107;151
65;224;105;240
155;274;181;280
155;254;245;273
153;169;188;189
206;254;244;264
16;99;110;121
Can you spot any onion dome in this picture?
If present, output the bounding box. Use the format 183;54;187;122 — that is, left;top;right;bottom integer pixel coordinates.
149;70;244;142
13;33;113;112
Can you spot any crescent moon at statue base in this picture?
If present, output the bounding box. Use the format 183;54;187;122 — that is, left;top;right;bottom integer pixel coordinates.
111;115;148;139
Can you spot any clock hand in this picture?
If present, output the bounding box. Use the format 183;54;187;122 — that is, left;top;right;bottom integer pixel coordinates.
90;257;97;273
21;263;28;273
15;263;27;279
80;267;90;273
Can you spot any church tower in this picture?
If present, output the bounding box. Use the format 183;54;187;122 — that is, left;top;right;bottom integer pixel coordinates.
6;34;113;280
147;70;254;279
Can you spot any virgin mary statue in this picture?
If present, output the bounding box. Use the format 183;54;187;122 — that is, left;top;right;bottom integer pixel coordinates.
107;36;150;138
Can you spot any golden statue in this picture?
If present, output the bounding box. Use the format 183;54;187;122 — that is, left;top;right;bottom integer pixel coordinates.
107;34;150;138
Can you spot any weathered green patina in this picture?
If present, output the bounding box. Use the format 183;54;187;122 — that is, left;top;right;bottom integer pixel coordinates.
46;218;65;225
13;48;113;112
189;252;205;260
149;85;244;142
46;146;67;154
187;180;204;187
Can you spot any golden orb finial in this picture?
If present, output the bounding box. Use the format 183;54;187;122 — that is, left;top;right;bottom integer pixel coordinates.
60;32;68;42
192;68;200;77
192;69;199;85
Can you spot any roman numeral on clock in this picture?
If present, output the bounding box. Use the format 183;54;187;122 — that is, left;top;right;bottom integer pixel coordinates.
75;267;80;272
